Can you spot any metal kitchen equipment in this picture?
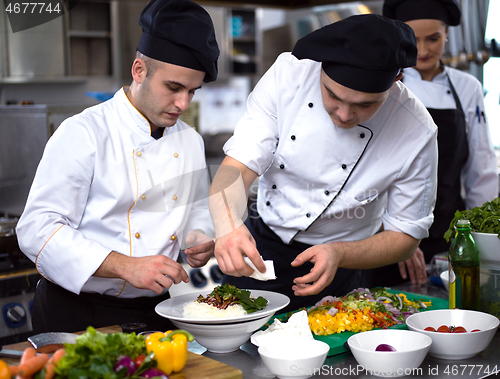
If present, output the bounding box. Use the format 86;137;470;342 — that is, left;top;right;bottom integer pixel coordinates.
0;217;41;345
0;104;87;216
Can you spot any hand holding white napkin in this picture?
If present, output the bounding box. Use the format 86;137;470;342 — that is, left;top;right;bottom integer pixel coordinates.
244;256;276;281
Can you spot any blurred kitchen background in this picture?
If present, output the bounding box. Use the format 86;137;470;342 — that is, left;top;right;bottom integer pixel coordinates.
0;0;498;344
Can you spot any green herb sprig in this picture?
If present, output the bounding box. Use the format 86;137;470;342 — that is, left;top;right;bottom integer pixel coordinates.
444;197;500;242
212;284;268;313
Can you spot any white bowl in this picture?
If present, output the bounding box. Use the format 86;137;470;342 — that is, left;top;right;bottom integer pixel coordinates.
171;314;273;353
440;270;449;292
471;232;500;263
258;339;329;379
347;330;432;377
406;309;499;360
157;289;290;324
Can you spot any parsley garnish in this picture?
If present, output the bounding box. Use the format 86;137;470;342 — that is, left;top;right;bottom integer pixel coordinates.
211;284;268;313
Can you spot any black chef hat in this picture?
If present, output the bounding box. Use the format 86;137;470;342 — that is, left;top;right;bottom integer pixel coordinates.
136;0;219;83
292;14;417;93
383;0;461;26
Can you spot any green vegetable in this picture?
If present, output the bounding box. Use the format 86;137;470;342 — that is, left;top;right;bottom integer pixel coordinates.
55;326;152;379
211;284;268;313
444;197;500;242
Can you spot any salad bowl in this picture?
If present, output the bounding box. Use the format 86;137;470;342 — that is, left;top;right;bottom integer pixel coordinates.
171;314;273;353
156;289;289;324
157;288;290;353
258;339;329;379
347;329;432;377
406;309;499;359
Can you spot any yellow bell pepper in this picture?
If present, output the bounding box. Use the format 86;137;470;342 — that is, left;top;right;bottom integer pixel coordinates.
145;329;194;375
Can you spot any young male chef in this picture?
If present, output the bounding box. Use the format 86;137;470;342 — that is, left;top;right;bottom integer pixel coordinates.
16;0;218;333
209;14;438;313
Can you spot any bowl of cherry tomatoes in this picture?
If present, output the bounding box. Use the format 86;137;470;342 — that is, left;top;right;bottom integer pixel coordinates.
405;309;499;360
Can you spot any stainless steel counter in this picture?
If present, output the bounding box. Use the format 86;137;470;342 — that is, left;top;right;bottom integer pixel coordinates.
188;282;500;378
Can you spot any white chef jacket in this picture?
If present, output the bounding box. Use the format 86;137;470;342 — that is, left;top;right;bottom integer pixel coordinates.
403;66;498;210
224;53;438;245
17;88;214;297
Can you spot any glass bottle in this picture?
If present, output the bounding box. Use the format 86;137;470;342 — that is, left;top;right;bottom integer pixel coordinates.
448;219;480;310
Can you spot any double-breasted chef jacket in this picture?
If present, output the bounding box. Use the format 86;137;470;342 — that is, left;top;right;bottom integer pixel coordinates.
403;66;498;210
17;88;214;297
224;53;439;246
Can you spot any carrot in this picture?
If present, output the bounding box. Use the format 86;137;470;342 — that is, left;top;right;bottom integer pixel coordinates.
8;365;19;376
20;347;36;364
17;354;50;377
43;348;65;379
51;348;65;365
13;347;37;379
43;359;55;379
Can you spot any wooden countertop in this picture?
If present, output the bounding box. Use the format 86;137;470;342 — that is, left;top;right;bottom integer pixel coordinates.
3;326;242;379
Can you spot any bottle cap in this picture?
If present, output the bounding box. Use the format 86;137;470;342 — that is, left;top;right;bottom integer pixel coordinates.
456;219;470;227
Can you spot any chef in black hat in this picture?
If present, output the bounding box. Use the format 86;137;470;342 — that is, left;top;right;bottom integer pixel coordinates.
208;14;438;312
17;0;219;333
363;0;498;288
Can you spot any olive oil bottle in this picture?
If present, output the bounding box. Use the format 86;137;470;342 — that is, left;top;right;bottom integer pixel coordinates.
448;219;480;310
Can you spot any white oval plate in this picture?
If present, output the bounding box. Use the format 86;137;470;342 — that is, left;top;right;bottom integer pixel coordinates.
156;289;290;324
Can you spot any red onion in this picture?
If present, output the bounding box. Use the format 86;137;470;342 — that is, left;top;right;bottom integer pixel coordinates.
114;355;136;376
140;368;170;378
375;344;397;352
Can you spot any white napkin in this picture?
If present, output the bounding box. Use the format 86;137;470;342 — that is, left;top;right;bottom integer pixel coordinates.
250;310;313;346
244;256;276;281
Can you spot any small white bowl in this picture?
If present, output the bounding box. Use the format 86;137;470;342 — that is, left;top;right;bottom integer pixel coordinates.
258;339;329;379
347;330;432;377
171;314;273;354
440;270;449;292
471;232;500;263
406;309;499;360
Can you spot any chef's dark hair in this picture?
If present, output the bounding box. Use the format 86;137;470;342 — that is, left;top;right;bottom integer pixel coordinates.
135;51;158;78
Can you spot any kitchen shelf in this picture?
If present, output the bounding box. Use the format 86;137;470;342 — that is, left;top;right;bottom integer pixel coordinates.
0;76;86;84
228;8;261;76
65;1;112;76
232;36;256;43
67;30;111;38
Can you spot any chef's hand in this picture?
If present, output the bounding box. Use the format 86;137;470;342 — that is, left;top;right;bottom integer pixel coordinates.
95;251;189;294
398;247;427;284
291;243;339;297
214;223;266;277
184;230;215;268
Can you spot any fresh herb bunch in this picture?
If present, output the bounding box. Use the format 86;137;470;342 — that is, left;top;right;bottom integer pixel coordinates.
444;197;500;242
54;326;151;379
211;284;268;313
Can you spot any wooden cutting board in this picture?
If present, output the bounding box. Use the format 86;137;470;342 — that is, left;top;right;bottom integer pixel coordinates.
2;325;242;379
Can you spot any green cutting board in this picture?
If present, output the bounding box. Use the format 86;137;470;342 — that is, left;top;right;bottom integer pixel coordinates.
267;290;449;357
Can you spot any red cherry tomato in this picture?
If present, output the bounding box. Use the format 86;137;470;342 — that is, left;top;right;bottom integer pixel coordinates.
471;329;481;332
424;327;436;332
437;325;451;333
452;326;467;333
133;354;147;369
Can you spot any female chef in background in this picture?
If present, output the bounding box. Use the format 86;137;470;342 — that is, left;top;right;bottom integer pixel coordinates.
366;0;498;287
